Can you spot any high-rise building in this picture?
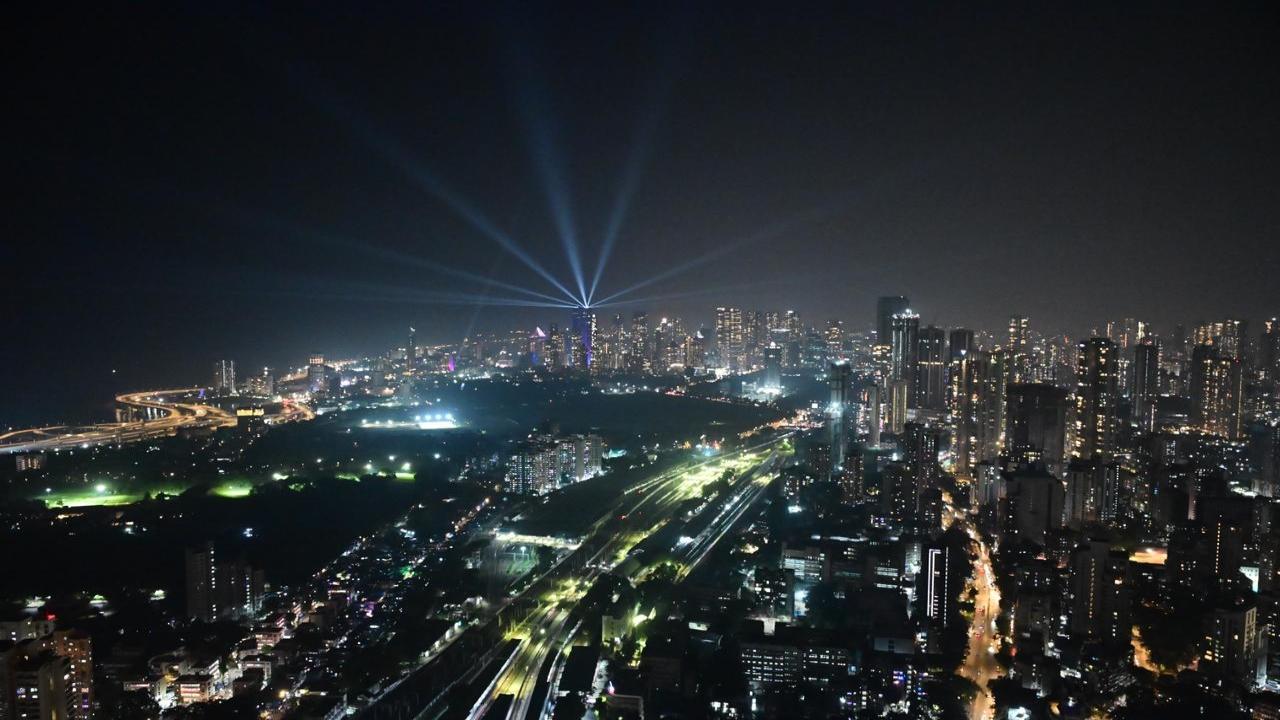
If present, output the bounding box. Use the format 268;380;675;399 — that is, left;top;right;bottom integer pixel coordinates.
1262;318;1279;383
763;344;782;392
50;630;93;720
825;320;845;359
955;350;1006;475
922;542;952;627
1004;384;1069;478
185;542;263;622
5;642;73;720
185;542;218;622
1008;315;1030;383
898;422;941;529
1074;338;1119;461
508;439;561;495
915;325;947;411
828;361;852;478
1132;340;1160;432
406;325;416;374
1067;540;1130;648
307;353;327;393
212;359;236;396
1202;597;1259;683
569;309;596;369
629;312;648;371
875;296;909;347
890;310;920;405
1190;344;1244;439
715;307;745;372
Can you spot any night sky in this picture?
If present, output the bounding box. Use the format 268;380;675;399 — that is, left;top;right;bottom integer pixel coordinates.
6;2;1279;426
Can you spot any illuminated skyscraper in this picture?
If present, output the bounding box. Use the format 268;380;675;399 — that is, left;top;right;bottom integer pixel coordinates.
715;306;745;371
1074;338;1119;461
629;312;649;371
955;349;1006;475
212;359;236;396
828;361;852;478
1132;340;1160;432
1190;344;1244;439
826;319;845;359
915;325;947;411
1005;383;1069;477
1262;318;1279;383
1008;315;1030;383
50;630;93;720
570;308;596;369
763;343;782;391
890;310;920;406
876;295;909;347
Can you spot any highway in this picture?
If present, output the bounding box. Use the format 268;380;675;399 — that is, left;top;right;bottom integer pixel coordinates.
0;389;309;454
465;438;786;720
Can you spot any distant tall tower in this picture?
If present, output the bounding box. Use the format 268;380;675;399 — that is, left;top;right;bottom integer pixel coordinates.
763;344;782;391
212;360;236;396
828;361;853;478
1132;340;1160;432
185;542;218;622
915;325;947;411
890;310;920;405
826;319;845;359
1261;318;1279;383
630;312;649;371
1005;383;1069;477
406;325;416;374
715;307;745;371
955;349;1006;475
1190;344;1244;439
1008;315;1030;383
1074;338;1119;461
570;309;596;369
876;296;909;347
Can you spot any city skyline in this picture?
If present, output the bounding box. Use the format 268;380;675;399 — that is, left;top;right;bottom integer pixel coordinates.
6;3;1279;427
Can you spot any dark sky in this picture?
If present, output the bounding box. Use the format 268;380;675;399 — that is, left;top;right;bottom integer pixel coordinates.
5;2;1278;426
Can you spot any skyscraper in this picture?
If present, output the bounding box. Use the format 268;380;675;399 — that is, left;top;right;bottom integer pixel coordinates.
763;344;782;391
915;325;947;411
1190;344;1244;439
50;630;93;720
1005;383;1069;478
1008;315;1030;383
185;542;218;622
875;296;909;347
1132;340;1160;432
212;359;236;396
569;309;596;370
630;312;649;372
1067;539;1130;648
955;349;1006;475
828;361;852;478
890;310;920;405
406;325;416;373
715;306;745;371
1074;338;1119;461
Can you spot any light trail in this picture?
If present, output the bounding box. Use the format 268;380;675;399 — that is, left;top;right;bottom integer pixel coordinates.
277;57;582;304
591;195;853;307
500;24;588;306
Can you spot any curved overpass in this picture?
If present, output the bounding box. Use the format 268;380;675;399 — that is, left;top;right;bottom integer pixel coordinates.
0;388;238;455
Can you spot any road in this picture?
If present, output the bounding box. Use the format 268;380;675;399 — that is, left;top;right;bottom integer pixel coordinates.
0;389;308;454
944;492;1003;720
466;439;786;720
